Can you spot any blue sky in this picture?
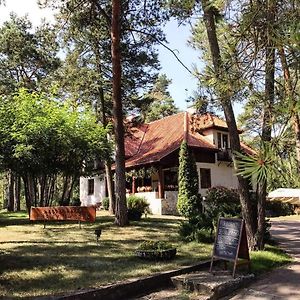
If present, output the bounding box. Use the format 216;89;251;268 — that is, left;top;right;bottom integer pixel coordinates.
0;1;200;111
157;19;202;110
0;1;242;116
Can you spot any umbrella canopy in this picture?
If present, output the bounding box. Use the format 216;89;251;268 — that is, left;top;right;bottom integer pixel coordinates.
268;188;300;205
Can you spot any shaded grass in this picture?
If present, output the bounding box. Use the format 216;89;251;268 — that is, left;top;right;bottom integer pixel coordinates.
0;211;293;299
0;211;211;299
251;244;292;274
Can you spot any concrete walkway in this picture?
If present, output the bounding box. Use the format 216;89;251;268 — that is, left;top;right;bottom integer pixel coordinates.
227;220;300;300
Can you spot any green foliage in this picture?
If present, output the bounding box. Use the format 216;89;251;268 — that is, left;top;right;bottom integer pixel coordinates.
137;240;173;251
0;14;60;94
102;197;109;210
70;198;81;206
266;201;294;217
235;140;300;191
179;187;241;243
0;89;112;207
177;141;200;218
179;214;214;243
127;195;149;220
135;74;178;122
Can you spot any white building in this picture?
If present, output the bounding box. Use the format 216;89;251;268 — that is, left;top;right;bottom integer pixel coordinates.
80;112;254;214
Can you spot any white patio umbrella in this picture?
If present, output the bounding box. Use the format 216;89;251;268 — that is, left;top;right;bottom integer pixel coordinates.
267;188;300;205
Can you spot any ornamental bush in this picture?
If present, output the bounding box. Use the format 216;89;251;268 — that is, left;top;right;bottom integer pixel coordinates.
102;197;109;210
179;186;241;243
127;195;149;221
177;141;201;218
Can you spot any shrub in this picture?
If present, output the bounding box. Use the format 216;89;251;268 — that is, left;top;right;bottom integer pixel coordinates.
137;240;173;251
177;141;201;218
127;195;149;221
70;197;81;206
102;197;109;210
179;187;241;243
179;214;214;243
266;201;294;217
204;186;241;219
136;240;176;260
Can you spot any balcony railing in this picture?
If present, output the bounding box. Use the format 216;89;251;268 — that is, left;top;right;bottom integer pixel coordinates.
217;149;232;162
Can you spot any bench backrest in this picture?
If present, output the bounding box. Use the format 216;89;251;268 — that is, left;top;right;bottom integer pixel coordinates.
30;206;96;222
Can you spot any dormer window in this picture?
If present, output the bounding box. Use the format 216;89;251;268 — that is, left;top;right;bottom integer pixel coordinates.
217;132;229;149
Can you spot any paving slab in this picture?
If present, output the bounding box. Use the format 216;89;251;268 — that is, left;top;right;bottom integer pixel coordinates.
172;271;254;299
227;220;300;300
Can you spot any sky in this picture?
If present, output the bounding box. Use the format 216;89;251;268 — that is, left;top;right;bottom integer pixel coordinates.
0;0;202;111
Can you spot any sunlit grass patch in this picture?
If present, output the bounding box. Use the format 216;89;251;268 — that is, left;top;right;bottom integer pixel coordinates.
0;210;292;299
251;244;292;274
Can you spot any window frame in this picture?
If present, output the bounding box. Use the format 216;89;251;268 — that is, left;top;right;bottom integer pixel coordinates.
200;168;212;189
88;178;95;195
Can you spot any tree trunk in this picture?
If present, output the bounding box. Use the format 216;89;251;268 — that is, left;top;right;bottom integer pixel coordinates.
23;174;35;215
278;46;300;172
7;170;14;212
256;0;276;250
201;0;257;249
111;0;128;226
93;41;116;214
66;175;77;202
13;174;21;211
61;175;71;205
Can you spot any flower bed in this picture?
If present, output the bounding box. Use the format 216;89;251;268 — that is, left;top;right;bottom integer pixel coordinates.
135;240;177;260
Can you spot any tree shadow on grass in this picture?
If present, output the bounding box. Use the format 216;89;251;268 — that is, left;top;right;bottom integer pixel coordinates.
0;241;182;299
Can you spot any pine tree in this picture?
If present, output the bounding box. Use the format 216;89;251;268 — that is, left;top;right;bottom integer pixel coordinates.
177;141;200;218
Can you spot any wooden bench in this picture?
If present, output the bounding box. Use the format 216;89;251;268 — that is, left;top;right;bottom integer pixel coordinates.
30;206;96;228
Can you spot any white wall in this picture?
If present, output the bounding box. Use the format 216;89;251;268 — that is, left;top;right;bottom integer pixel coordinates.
80;175;106;206
197;162;238;195
202;129;215;145
135;192;162;215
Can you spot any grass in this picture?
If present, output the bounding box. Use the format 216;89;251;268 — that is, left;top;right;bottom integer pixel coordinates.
0;210;293;299
0;210;211;299
251;244;292;274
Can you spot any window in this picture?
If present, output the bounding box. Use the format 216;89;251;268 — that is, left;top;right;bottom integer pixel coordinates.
217;132;229;149
200;168;211;189
217;133;222;148
88;179;94;195
222;134;229;149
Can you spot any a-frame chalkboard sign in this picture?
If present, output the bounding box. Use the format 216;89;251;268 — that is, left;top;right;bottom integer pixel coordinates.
210;218;250;278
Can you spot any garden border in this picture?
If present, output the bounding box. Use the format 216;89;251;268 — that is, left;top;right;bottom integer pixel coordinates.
38;260;214;300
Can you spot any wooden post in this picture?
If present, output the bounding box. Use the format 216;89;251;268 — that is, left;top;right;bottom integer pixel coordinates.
158;166;164;199
132;176;136;194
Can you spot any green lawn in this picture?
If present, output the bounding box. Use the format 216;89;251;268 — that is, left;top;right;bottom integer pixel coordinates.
0;210;292;299
0;211;211;299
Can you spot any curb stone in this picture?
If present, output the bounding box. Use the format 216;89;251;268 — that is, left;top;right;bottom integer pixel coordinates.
37;260;213;300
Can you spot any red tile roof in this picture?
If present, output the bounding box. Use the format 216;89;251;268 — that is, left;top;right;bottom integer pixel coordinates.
124;112;218;168
124;112;252;168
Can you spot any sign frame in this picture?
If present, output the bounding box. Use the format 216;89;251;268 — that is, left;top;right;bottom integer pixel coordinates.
209;217;250;277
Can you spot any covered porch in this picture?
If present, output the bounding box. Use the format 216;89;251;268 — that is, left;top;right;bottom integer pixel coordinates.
125;165;179;215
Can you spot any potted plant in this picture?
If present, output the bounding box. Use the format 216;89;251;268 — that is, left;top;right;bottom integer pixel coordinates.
127;195;149;221
136;240;177;260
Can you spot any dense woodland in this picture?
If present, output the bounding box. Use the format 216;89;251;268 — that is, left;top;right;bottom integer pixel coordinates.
0;0;299;248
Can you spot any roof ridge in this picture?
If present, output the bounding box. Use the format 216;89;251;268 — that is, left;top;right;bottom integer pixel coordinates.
146;111;185;125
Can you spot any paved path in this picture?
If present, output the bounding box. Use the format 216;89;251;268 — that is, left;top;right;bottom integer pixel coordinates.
227;220;300;300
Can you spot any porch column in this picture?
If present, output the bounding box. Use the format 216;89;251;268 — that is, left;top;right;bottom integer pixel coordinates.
158;166;164;199
132;176;136;194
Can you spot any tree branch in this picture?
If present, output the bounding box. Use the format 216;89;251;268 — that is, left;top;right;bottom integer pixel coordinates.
127;28;194;76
